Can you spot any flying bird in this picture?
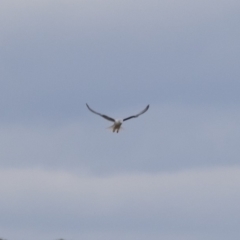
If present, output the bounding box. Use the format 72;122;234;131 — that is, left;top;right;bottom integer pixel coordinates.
86;103;149;133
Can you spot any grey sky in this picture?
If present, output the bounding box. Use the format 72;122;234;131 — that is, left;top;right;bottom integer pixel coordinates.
0;0;240;239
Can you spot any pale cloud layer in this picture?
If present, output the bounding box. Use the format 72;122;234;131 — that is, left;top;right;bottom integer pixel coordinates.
0;167;239;240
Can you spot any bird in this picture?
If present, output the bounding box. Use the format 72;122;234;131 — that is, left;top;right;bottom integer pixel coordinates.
86;103;149;133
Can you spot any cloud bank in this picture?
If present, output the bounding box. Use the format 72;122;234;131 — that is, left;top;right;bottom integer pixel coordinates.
0;167;239;240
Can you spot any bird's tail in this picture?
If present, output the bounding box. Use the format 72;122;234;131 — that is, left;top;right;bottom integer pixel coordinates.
107;125;124;133
107;124;114;131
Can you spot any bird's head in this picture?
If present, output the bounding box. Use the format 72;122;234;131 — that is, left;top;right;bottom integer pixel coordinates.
115;119;123;124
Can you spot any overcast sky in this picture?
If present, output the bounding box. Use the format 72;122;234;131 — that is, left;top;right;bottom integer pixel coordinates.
1;0;240;239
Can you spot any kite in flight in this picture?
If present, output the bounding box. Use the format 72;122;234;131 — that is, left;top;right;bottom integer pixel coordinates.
86;103;149;133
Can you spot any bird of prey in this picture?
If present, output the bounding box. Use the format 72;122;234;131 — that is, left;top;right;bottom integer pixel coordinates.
86;103;149;133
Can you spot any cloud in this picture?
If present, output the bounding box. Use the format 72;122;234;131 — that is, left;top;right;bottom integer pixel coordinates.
0;104;239;174
0;1;240;238
1;0;240;124
0;166;239;240
1;0;239;30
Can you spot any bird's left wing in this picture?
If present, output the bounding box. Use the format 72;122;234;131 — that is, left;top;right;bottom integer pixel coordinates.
86;104;115;122
123;105;149;121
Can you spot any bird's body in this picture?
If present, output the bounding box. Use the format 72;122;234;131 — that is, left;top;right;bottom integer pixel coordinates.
86;104;149;133
109;119;123;133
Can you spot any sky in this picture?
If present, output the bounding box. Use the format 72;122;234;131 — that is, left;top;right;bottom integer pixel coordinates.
0;0;240;239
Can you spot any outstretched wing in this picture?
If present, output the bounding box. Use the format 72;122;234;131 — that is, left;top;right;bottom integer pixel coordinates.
86;104;115;122
123;105;149;121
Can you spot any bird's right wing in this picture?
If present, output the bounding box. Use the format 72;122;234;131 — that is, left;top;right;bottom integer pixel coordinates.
86;104;115;122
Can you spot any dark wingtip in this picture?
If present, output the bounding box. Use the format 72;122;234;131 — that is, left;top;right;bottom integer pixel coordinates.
86;103;91;111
